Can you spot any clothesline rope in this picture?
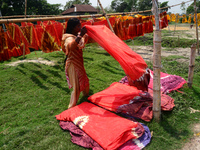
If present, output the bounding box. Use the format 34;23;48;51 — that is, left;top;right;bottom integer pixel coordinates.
0;0;193;24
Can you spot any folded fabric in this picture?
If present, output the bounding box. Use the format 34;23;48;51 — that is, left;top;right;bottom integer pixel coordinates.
59;121;151;150
85;25;147;81
148;69;186;94
56;102;144;150
88;82;140;112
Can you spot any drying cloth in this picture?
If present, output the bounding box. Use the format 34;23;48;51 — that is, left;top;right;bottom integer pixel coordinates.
85;25;147;81
88;82;140;112
148;69;186;94
117;89;175;122
59;121;150;150
56;102;144;150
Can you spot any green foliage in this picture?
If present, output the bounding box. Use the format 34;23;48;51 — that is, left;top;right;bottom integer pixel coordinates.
0;0;62;16
159;1;169;13
111;0;128;12
186;1;200;14
64;0;91;10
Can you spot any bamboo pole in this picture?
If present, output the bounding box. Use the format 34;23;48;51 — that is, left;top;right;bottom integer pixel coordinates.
194;0;199;54
0;0;193;24
188;44;196;88
23;44;25;59
173;14;177;36
152;0;161;122
97;0;114;33
25;0;27;18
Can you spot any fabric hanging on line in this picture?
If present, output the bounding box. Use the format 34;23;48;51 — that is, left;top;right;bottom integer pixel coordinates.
59;121;151;150
20;22;39;50
0;27;10;61
85;25;147;81
56;102;144;150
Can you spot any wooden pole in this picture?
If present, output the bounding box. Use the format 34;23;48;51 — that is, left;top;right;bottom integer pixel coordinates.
188;43;196;88
23;44;25;59
97;0;115;33
173;14;177;36
152;0;161;122
194;0;199;54
25;0;27;18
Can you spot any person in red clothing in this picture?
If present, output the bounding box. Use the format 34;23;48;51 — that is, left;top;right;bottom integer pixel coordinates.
61;18;89;109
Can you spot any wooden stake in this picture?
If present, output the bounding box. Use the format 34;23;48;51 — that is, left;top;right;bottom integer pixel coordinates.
173;14;177;36
188;44;196;88
25;0;27;18
152;0;161;122
97;0;115;33
194;0;199;54
23;44;25;59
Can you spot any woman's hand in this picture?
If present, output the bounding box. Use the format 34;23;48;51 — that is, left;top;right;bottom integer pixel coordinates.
80;26;87;37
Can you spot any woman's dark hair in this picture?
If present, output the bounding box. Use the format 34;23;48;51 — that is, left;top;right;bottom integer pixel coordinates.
66;18;80;34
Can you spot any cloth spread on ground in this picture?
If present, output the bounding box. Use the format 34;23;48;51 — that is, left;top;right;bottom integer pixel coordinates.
56;102;144;150
85;25;147;81
117;88;175;122
88;82;140;112
88;82;175;122
148;69;186;94
59;121;151;150
119;69;186;94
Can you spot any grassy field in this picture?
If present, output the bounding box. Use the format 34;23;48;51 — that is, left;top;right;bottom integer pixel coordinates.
0;30;200;150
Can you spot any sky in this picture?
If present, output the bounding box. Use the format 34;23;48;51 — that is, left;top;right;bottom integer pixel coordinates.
47;0;193;14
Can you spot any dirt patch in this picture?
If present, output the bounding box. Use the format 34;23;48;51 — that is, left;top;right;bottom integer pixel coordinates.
5;58;56;66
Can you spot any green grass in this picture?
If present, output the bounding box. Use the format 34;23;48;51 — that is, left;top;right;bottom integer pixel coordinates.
0;41;200;150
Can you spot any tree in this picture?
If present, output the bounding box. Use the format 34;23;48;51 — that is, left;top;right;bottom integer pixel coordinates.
159;1;169;13
111;0;128;12
180;2;186;14
186;2;200;14
0;0;62;16
64;0;91;10
137;0;152;14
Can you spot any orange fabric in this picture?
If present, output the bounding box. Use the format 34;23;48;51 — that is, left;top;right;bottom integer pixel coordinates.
0;28;10;61
128;18;137;39
56;102;143;150
85;25;147;81
88;82;140;111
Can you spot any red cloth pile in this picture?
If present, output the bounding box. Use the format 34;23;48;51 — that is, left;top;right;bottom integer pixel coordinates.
88;82;175;122
56;102;144;150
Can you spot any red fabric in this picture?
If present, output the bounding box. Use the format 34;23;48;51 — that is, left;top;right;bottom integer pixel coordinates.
20;22;39;50
128;18;137;39
93;17;116;30
35;25;44;49
56;102;143;150
85;25;147;81
88;82;140;111
53;22;64;46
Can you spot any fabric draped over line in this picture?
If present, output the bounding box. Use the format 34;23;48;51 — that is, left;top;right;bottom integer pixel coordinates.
85;25;147;81
56;102;144;150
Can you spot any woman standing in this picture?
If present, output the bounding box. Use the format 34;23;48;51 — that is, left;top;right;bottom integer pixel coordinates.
62;18;89;108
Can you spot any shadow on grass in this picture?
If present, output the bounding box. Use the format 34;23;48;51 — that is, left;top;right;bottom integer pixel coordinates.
95;51;110;56
47;69;62;78
30;75;49;90
160;111;190;140
98;64;124;76
48;80;70;93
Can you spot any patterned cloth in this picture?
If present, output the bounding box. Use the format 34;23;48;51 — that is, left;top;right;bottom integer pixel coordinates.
59;121;151;150
56;102;144;150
